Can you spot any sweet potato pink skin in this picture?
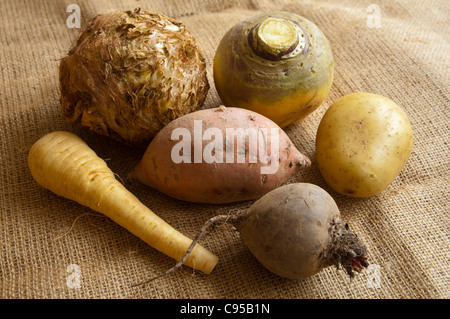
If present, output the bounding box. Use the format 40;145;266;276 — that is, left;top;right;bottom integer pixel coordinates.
132;106;310;204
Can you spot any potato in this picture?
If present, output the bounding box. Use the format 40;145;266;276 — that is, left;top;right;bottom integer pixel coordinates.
316;92;413;197
131;106;311;203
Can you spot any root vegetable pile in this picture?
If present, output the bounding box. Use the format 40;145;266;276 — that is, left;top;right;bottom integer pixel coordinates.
25;8;417;286
28;131;218;274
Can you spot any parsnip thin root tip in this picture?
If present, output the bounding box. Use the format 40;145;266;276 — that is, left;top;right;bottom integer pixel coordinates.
132;214;239;287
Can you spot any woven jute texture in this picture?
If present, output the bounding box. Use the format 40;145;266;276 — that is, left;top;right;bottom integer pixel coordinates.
1;0;448;299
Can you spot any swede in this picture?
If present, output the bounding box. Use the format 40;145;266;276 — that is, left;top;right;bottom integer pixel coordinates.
213;12;334;127
28;131;218;274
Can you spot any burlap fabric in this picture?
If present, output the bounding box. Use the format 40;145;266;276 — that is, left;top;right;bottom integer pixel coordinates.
1;0;448;299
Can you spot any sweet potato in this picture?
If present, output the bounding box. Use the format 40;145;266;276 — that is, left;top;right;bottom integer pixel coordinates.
130;106;310;204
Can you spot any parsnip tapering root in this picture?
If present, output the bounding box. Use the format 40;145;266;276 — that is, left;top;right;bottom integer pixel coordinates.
28;131;218;274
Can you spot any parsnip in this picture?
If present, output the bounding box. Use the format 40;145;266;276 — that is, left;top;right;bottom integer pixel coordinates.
28;131;218;274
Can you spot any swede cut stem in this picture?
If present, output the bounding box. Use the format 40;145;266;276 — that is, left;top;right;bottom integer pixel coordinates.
249;17;306;60
28;131;218;275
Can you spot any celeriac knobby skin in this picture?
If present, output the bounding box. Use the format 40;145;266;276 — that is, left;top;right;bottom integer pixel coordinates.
316;92;414;197
213;11;334;128
28;131;218;274
59;9;209;147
